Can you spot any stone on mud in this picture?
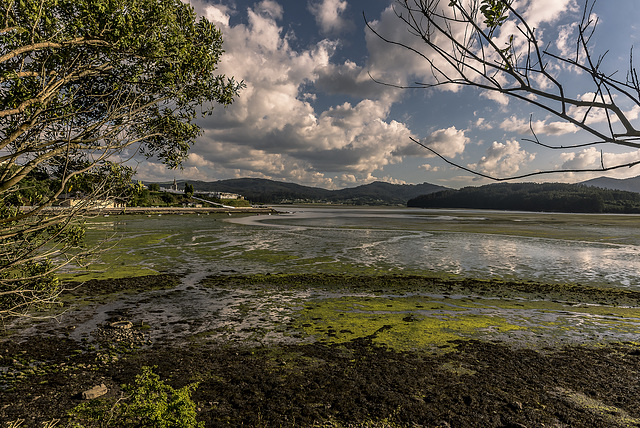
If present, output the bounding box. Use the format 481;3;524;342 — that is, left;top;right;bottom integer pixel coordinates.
81;384;107;400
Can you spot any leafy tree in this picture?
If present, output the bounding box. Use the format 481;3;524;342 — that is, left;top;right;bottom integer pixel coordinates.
184;182;194;197
369;0;640;179
0;0;243;319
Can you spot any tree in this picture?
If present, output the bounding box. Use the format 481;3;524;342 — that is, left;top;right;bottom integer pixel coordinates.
0;0;243;319
184;182;194;197
368;0;640;180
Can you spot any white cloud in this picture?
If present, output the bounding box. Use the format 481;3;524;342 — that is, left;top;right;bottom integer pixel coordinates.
560;148;640;171
396;127;470;159
567;92;640;129
308;0;351;35
480;90;510;106
474;117;493;130
469;140;535;176
364;5;447;89
559;147;601;170
522;0;578;28
420;164;441;172
556;22;577;57
500;115;578;136
314;60;389;99
420;127;470;159
184;1;231;27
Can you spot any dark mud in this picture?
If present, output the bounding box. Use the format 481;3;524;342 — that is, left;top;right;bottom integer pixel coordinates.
2;274;640;427
64;274;181;297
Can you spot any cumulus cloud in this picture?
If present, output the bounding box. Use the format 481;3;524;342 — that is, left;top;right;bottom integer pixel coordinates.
560;148;640;171
314;60;388;99
522;0;578;28
556;22;578;57
422;127;471;158
567;93;640;129
469;140;536;176
364;5;443;89
308;0;351;35
480;90;510;106
397;127;470;159
184;1;231;26
149;2;421;189
474;117;493;130
500;115;579;136
420;164;441;172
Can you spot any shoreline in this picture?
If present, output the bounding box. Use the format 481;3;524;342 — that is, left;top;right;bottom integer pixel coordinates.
30;205;280;215
98;206;279;215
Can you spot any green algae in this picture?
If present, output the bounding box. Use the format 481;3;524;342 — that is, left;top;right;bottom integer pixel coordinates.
60;265;159;282
294;296;522;351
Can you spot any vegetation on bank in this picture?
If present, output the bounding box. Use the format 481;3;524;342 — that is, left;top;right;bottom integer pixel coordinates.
8;173;252;209
408;182;640;213
69;366;202;428
128;186;251;208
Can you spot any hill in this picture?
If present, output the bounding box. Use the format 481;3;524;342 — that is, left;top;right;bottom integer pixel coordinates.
147;178;447;205
407;182;640;213
580;175;640;193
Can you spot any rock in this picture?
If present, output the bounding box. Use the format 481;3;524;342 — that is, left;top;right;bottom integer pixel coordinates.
82;384;108;400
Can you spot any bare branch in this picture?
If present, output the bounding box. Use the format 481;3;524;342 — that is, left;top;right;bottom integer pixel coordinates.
368;0;640;178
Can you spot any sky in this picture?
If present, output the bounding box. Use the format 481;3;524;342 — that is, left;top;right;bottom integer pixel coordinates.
133;0;640;189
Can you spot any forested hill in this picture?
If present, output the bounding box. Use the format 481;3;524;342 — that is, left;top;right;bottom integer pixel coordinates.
407;182;640;213
151;178;447;205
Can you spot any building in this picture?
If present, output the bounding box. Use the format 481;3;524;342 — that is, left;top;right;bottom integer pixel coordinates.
203;191;244;200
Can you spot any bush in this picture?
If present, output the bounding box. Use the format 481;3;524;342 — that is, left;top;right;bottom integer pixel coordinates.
69;366;203;427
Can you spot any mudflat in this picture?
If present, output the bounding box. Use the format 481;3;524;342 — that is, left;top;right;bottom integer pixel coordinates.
2;274;640;427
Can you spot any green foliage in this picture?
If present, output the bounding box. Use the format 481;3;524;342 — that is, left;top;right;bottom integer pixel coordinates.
70;366;203;428
479;0;511;29
408;182;640;213
0;0;242;318
184;182;194;197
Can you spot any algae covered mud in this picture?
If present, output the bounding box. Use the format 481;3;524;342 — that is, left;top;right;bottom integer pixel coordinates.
4;274;640;427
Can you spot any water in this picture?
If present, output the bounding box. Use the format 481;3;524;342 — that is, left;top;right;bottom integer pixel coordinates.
15;207;640;347
79;207;640;289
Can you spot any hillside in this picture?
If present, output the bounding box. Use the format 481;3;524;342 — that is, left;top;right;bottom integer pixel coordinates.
148;178;447;205
580;175;640;193
407;182;640;213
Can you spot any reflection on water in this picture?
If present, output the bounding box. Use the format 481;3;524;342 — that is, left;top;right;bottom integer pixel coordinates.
81;207;640;289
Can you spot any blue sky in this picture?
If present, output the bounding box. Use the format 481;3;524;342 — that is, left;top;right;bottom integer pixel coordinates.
134;0;640;189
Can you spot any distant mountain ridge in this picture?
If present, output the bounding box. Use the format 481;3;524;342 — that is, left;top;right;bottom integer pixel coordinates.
147;178;448;205
580;175;640;193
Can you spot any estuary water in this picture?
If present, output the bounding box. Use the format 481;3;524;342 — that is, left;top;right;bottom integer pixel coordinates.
83;206;640;290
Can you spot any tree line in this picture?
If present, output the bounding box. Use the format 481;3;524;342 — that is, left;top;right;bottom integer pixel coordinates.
407;183;640;214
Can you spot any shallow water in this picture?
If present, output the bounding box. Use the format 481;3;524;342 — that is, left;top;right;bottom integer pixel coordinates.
75;207;640;289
